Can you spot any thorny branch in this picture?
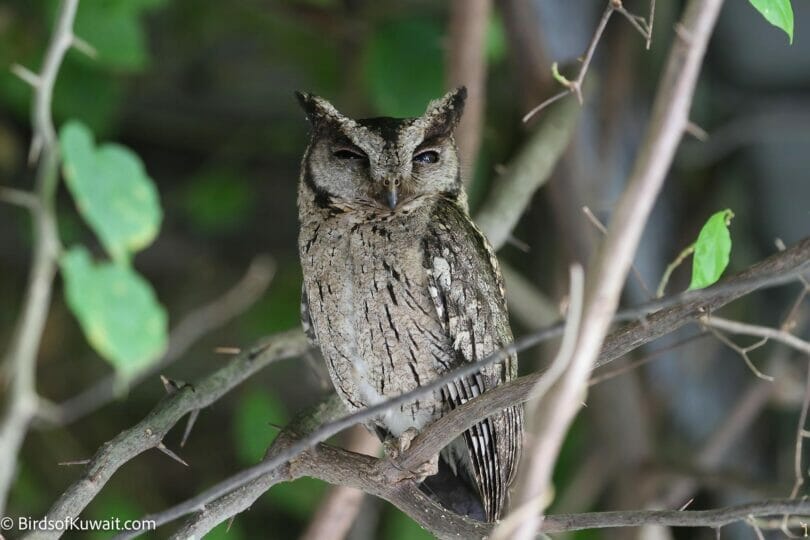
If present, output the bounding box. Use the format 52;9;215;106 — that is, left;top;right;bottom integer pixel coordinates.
0;0;82;514
23;330;309;540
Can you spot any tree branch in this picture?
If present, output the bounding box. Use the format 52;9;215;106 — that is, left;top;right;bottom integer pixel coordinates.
115;236;808;538
700;315;810;356
0;0;80;513
447;0;491;175
474;93;582;250
509;1;726;536
22;330;308;540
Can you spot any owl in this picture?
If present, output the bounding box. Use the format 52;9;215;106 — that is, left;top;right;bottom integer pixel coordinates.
295;87;523;522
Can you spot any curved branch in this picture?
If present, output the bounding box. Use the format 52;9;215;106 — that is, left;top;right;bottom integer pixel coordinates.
0;0;79;513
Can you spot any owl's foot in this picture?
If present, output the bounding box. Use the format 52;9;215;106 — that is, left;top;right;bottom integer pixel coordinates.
379;428;439;484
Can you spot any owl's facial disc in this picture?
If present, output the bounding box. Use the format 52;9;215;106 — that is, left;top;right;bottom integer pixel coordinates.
297;88;467;213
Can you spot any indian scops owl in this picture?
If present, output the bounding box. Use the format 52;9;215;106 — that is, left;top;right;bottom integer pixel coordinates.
295;87;523;521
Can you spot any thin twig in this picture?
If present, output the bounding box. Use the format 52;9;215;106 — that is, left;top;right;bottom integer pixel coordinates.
582;205;655;298
707;327;774;381
657;243;696;297
523;3;614;122
522;0;653;122
0;187;39;210
701;315;810;356
0;0;80;513
783;365;810;533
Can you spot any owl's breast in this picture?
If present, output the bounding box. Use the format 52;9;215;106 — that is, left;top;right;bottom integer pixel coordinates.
299;213;454;436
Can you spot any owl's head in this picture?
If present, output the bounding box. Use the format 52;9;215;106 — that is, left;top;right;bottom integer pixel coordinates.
296;88;466;213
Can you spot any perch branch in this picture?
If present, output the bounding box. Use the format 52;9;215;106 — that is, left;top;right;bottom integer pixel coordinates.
300;426;380;540
0;0;80;513
122;236;808;537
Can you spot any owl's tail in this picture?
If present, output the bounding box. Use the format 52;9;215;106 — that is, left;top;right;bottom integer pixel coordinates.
420;451;487;522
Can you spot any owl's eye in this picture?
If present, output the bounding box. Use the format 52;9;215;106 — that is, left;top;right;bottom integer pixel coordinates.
413;150;439;164
333;147;367;161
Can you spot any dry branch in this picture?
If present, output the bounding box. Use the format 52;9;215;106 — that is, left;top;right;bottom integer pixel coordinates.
0;0;79;513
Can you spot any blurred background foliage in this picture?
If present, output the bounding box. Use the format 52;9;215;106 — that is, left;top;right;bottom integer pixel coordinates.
0;0;808;539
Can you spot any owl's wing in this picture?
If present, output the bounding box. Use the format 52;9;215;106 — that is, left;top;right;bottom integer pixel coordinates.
422;198;523;521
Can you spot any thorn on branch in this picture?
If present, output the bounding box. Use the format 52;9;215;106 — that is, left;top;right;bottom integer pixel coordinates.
161;375;194;395
685;121;710;142
181;409;200;448
10;64;41;87
58;459;90;466
71;35;97;58
215;346;242;355
157;442;189;467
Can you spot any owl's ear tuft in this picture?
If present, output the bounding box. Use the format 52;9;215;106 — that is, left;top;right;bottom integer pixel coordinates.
294;92;347;127
422;87;467;136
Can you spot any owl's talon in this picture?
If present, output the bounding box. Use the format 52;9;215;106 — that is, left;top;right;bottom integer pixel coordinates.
378;428;438;483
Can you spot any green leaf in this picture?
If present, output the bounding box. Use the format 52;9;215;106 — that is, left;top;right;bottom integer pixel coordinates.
60;120;162;262
61;246;168;378
689;209;734;290
749;0;794;44
365;17;444;117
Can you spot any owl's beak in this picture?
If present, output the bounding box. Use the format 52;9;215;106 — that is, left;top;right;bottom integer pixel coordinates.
385;185;398;210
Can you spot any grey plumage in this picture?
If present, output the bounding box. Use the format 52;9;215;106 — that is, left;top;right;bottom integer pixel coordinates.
295;88;523;521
